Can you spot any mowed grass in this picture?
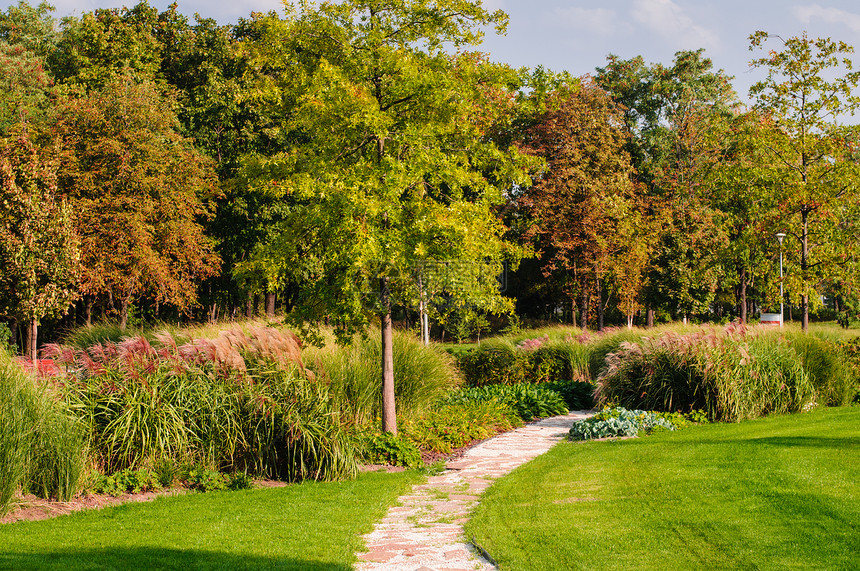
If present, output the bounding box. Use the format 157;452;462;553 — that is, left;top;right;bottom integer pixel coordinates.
0;470;421;570
466;407;860;570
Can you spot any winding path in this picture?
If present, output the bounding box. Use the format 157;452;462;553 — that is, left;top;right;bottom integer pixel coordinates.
355;411;592;571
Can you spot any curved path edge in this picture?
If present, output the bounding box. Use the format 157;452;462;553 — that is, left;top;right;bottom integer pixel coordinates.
355;411;593;571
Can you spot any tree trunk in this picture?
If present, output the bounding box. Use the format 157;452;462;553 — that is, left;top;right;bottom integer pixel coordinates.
380;278;397;435
580;290;589;332
739;267;748;323
28;318;37;363
646;308;654;328
801;209;809;332
119;297;130;331
246;296;253;319
265;292;276;318
627;313;634;329
85;297;93;327
596;276;604;332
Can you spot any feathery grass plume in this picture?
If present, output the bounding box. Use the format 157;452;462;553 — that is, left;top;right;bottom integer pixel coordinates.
44;326;355;481
595;323;819;421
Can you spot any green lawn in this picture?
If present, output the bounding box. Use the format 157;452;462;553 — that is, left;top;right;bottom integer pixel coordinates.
466;407;860;570
0;470;421;570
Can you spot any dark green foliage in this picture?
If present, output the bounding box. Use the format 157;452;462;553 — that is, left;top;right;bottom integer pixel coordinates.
358;431;423;469
543;380;596;410
443;384;568;422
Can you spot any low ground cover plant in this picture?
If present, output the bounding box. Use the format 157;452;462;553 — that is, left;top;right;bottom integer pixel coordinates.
567;407;701;440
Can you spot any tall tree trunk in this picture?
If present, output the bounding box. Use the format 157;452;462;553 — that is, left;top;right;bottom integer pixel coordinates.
739;267;748;323
596;276;604;332
646;308;654;328
265;292;276;318
627;312;634;329
380;277;397;435
119;296;130;331
580;289;589;332
28;318;38;363
801;208;809;332
246;295;253;319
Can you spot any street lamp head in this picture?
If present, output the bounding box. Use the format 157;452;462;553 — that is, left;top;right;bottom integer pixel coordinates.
775;232;786;245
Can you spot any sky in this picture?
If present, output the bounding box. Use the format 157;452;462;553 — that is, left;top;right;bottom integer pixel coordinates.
7;0;860;105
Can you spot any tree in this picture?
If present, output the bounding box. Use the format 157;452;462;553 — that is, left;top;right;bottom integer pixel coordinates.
53;75;220;328
597;50;738;323
519;81;644;331
0;1;58;58
237;0;533;435
749;31;860;330
0;41;53;133
0;128;79;361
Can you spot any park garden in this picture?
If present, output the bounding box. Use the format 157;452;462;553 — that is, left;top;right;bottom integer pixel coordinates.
1;0;859;568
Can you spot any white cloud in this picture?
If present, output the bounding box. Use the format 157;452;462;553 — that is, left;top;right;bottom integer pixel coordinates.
554;7;617;36
631;0;719;50
792;4;860;33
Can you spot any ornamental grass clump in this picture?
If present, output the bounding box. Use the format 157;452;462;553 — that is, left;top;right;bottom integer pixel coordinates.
42;327;357;482
595;323;819;421
0;350;86;515
307;330;459;425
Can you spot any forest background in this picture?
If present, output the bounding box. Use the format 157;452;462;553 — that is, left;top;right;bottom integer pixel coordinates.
1;0;859;361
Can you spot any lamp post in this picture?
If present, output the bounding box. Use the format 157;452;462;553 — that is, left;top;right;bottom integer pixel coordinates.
776;233;786;326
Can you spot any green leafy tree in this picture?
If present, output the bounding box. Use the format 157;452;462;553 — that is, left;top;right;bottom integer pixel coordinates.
53;75;220;329
236;0;533;434
0;42;53;133
749;31;860;330
0;1;58;58
49;1;162;88
0;128;80;361
597;50;738;323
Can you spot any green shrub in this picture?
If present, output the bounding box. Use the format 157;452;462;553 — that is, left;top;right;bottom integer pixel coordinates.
0;351;86;515
92;468;161;496
568;407;679;440
543;380;596;410
308;330;459;425
457;338;589;386
442;384;568;422
399;401;521;454
357;431;423;469
454;339;529;386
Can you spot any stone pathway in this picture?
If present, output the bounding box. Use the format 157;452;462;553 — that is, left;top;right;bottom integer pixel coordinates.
355;411;592;571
